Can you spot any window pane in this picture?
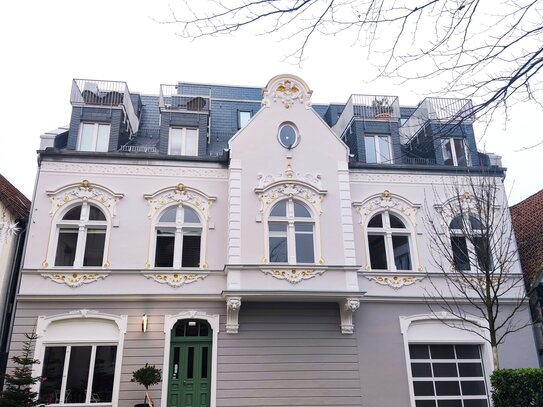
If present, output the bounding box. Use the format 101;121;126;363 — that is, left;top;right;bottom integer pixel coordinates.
295;229;314;263
414;381;435;396
79;123;95;151
95;124;110;152
368;214;382;228
455;345;480;359
458;363;483;377
378;136;392;163
66;346;92;403
269;223;287;233
474;237;491;270
450;216;463;229
63;206;82;220
454;138;467;166
269;237;288;263
279;125;297;148
410;345;430;359
416;401;436;407
169;128;183;155
239;111;251;128
39;346;66;404
461;381;487;395
199;321;209;337
438;401;462;407
182;234;201;267
411;363;432;377
184;207;200;224
89;205;106;221
160;207;177;223
443;139;454;165
187;347;194;379
435;381;460;396
184;129;199;156
270;201;287;217
392;235;411;270
433;363;458;377
469;216;482;230
451;236;470;271
365;136;377;163
201;347;209;379
464;400;488;407
368;235;387;269
91;346;117;403
430;345;455;359
155;230;175;267
83;229;106;267
293;201;311;218
389;214;406;228
55;229;78;266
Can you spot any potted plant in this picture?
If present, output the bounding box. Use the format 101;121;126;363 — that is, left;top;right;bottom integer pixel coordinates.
131;364;162;407
371;97;393;119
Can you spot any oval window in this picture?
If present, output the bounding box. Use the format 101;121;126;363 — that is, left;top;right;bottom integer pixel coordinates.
278;124;298;149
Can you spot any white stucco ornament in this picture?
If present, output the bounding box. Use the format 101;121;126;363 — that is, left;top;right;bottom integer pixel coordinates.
144;273;207;288
41;273;108;288
144;184;216;219
226;296;242;334
261;268;325;284
262;74;313;109
364;275;424;289
354;190;420;226
0;222;20;243
257;164;323;190
47;180;124;218
340;297;361;335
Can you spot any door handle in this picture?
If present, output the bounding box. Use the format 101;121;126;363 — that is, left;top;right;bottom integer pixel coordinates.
183;380;187;386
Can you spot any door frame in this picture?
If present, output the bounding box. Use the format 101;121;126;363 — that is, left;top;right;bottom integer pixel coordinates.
162;311;219;407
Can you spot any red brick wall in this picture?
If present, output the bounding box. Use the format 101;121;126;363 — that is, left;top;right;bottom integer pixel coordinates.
511;189;543;286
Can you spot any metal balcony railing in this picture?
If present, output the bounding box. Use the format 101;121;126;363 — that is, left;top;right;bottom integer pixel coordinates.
399;97;474;144
404;157;437;165
70;79;140;134
159;85;211;113
118;145;158;153
332;94;400;138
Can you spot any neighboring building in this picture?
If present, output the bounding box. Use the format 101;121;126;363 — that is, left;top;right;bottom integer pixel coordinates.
0;174;30;380
8;75;538;407
511;189;543;364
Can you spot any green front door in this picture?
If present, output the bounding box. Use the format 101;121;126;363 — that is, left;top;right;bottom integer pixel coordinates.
168;320;212;407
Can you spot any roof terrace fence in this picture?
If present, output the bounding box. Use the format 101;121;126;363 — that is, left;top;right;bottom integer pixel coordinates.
332;94;400;138
399;97;474;144
159;85;211;113
71;79;140;134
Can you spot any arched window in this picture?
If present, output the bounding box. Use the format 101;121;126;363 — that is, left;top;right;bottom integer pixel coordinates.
449;215;489;271
154;205;202;268
367;212;412;271
54;203;107;267
268;199;315;264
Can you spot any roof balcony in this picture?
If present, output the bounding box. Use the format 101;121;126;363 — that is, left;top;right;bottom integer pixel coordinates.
70;79;140;134
399;97;474;144
332;94;401;137
159;84;211;113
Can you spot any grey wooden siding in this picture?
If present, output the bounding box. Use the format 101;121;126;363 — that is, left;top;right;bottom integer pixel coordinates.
9;301;361;407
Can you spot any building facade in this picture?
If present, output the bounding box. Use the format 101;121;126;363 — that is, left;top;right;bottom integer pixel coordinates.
9;74;538;407
0;174;30;381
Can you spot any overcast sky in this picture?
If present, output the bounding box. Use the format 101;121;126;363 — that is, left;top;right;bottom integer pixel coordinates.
1;0;541;204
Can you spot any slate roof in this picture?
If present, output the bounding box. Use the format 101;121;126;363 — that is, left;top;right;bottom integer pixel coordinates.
0;174;31;220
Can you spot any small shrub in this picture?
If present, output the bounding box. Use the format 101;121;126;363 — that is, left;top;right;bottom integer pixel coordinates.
491;368;543;407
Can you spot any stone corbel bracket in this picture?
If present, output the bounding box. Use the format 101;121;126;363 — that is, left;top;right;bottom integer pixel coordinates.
340;298;360;335
226;296;242;334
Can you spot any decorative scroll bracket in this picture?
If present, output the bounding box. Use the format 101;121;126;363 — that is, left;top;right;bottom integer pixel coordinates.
144;273;207;288
261;268;325;284
41;273;108;288
364;275;425;289
340;298;360;335
226;296;242;334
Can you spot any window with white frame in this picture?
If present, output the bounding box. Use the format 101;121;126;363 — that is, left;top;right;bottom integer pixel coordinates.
78;122;110;152
449;215;490;272
169;127;198;156
409;344;489;407
39;344;117;404
442;138;469;166
238;111;252;129
268;199;315;264
154;205;201;268
367;212;412;271
365;135;393;164
54;203;107;267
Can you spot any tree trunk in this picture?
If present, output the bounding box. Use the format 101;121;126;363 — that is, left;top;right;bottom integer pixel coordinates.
492;345;500;370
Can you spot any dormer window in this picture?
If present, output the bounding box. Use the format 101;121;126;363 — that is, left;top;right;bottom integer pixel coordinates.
238;111;252;129
78;122;110;152
169;127;198;156
443;138;469;166
365;135;393;164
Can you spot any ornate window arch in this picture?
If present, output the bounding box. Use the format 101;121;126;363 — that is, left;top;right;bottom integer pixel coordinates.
33;310;127;407
255;166;327;265
354;190;422;273
144;183;216;269
44;180;123;269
